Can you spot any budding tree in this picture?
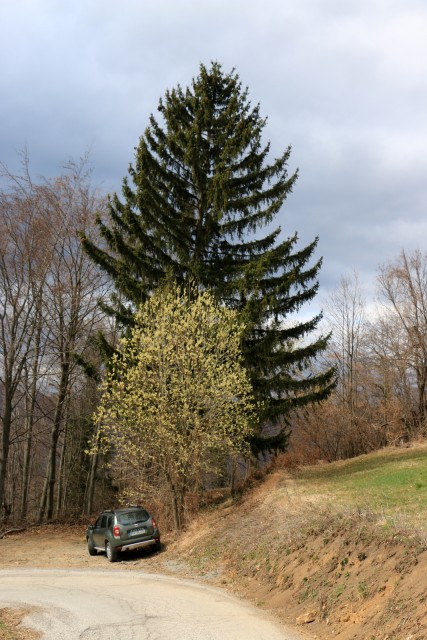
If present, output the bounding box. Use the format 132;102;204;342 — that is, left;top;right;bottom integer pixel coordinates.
92;283;255;529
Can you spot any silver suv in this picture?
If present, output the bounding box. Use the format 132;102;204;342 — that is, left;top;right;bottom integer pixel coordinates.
86;506;161;562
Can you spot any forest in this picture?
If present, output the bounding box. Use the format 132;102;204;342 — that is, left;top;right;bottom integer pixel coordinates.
1;155;425;528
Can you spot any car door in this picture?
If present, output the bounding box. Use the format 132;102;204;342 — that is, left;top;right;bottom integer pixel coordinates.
92;514;108;548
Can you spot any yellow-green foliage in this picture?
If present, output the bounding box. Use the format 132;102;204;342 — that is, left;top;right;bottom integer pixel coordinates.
93;282;255;499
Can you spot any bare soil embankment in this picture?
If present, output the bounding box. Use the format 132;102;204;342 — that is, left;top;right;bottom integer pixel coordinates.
166;469;427;640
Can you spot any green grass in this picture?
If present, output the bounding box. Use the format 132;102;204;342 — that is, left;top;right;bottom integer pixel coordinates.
292;446;427;518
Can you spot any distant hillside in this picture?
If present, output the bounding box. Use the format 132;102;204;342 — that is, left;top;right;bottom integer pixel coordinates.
169;443;427;640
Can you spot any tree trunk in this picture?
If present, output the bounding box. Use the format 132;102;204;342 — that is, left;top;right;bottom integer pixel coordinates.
56;396;72;518
230;457;238;497
20;400;35;520
84;448;99;515
38;358;70;522
20;306;43;520
55;431;67;518
0;392;13;519
37;463;49;522
167;474;185;531
46;360;70;520
171;490;183;531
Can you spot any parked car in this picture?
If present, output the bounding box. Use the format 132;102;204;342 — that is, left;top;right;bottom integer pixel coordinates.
86;506;161;562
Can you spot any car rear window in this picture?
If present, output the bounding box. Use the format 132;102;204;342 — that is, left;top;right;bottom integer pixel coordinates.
117;509;149;525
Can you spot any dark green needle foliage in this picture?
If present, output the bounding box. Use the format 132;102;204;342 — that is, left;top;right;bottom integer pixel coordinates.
82;62;335;452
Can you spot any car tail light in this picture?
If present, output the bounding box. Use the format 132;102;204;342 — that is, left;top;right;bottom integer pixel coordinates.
113;525;120;539
151;517;157;529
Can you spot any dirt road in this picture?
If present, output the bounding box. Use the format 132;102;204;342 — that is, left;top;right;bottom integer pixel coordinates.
0;568;303;640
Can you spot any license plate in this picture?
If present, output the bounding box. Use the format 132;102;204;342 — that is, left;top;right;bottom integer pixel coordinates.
129;528;145;536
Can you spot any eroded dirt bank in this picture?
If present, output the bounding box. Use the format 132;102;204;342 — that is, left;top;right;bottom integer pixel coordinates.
166;472;427;640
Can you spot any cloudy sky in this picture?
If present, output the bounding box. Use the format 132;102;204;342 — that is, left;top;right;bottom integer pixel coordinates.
1;0;426;305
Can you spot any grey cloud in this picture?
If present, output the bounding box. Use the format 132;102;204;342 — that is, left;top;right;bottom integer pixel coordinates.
1;0;426;304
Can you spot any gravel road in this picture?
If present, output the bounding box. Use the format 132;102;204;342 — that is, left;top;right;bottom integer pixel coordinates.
0;568;304;640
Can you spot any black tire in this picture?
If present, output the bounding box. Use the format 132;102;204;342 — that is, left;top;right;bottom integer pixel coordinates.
154;539;161;552
87;537;97;556
106;540;118;563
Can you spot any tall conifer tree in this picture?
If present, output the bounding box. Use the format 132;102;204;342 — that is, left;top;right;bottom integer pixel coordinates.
83;63;335;451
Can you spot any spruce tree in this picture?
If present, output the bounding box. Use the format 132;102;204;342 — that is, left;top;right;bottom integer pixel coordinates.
82;62;335;451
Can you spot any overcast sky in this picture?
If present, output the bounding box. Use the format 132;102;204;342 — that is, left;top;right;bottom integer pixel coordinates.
1;0;426;305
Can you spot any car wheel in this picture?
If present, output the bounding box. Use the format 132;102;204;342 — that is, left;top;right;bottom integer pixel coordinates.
106;541;118;563
154;539;161;552
87;537;97;556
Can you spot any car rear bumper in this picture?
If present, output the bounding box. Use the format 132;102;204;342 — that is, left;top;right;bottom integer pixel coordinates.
118;538;159;552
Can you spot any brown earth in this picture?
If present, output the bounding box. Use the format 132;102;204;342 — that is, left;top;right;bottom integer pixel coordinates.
1;472;426;640
0;607;40;640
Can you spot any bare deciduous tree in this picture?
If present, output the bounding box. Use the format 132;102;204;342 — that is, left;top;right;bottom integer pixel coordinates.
376;249;427;437
0;156;111;522
0;169;55;517
37;164;109;521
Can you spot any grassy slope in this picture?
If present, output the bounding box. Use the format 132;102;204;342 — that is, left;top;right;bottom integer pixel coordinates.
170;444;427;640
295;446;427;519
